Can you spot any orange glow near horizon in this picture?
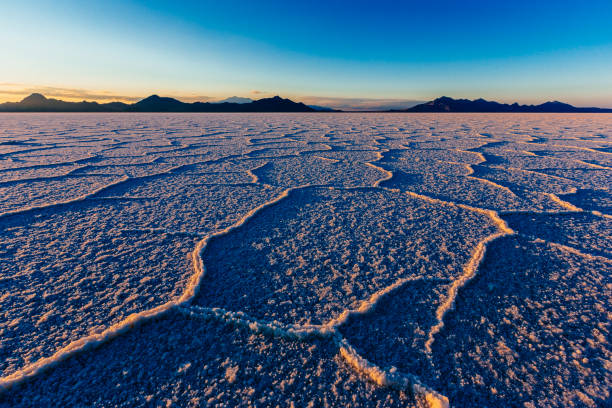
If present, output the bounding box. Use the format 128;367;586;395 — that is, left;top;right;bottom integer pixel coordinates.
0;84;234;104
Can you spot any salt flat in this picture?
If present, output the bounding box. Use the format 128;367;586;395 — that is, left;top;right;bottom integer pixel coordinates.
0;113;610;408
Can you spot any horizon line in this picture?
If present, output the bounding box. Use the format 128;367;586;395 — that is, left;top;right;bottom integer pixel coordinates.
2;92;612;113
4;92;612;110
2;84;612;111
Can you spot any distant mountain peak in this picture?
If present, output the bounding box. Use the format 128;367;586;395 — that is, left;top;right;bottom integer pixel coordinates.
540;100;571;107
214;96;253;104
137;94;178;103
130;95;185;111
20;93;48;105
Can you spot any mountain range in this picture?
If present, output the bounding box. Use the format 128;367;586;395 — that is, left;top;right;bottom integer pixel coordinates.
0;94;321;113
398;96;612;113
1;94;610;113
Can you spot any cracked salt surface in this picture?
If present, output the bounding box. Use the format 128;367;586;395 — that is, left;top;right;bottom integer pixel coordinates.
0;113;610;407
193;187;498;326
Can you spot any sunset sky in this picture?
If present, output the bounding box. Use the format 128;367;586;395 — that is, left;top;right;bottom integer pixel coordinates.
2;0;612;109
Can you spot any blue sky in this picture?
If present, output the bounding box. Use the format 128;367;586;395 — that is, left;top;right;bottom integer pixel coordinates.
2;0;612;109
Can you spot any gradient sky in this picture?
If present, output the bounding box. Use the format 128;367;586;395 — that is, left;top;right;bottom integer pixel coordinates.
2;0;612;109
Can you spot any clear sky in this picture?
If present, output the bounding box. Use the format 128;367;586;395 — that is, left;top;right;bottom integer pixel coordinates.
2;0;612;109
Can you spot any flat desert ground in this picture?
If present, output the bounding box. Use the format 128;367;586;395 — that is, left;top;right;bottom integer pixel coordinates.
0;113;610;407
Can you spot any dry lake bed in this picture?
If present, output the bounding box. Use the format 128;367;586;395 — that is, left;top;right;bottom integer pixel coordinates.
0;113;610;407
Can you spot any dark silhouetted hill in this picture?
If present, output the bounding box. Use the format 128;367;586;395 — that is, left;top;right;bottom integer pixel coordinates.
0;94;319;112
125;95;189;112
400;96;612;113
244;96;316;112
